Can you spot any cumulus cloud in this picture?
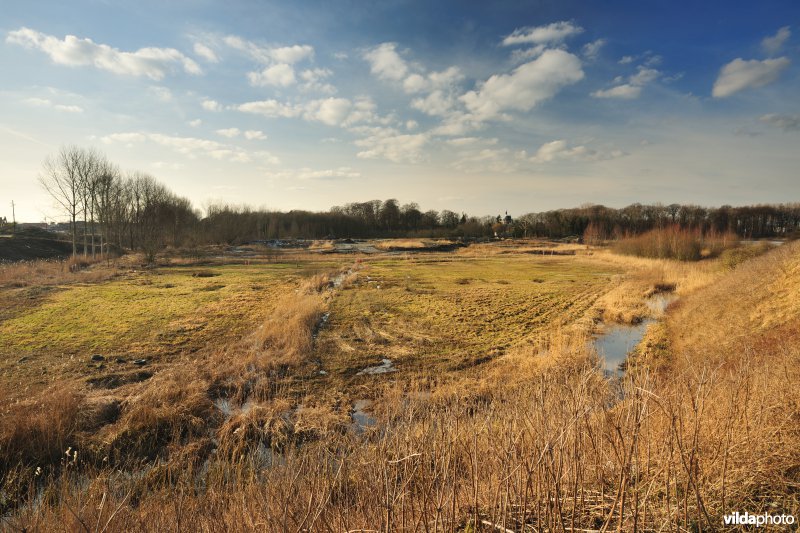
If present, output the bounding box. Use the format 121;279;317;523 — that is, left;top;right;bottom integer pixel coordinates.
236;99;300;118
402;66;463;94
712;57;790;98
244;130;267;140
592;66;660;99
202;99;222;111
22;97;83;113
299;68;335;93
7;27;200;80
193;42;219;63
759;113;800;131
582;38;606;60
303;97;352;126
762;26;791;56
502;21;584;46
591;84;641;99
412;90;459;117
363;42;409;81
236;97;370;127
520;139;623;163
248;63;296;87
460;49;584;122
355;127;427;162
216;128;241;138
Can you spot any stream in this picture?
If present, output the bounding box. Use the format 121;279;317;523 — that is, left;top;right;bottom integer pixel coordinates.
594;292;677;375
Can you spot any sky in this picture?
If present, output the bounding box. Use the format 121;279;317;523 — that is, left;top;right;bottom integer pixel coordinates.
1;0;799;222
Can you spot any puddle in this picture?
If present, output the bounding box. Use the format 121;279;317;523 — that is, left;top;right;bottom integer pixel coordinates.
356;358;396;375
594;320;654;374
351;399;377;433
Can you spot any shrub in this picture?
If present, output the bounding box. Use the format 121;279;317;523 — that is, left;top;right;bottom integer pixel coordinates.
613;225;738;261
719;242;772;270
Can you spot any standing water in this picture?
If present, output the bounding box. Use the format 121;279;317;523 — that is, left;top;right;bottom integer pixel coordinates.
594;293;677;375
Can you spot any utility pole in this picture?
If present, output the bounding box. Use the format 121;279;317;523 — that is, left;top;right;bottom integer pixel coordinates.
11;200;16;233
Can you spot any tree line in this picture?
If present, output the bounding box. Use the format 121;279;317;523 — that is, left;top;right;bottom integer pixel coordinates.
517;202;800;241
39;146;799;260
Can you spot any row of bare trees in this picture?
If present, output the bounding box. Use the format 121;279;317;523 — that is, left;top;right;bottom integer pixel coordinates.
39;146;198;261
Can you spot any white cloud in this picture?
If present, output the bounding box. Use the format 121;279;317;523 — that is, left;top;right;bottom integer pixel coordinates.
193;42;219;63
402;66;463;94
582;39;606;60
297;167;360;180
363;42;409;81
23;97;83;113
188;119;202;127
629;67;659;86
759;113;800;131
216;128;241;138
520;139;623;163
591;84;641;99
101;131;279;164
510;45;547;64
244;130;267;140
762;26;791;56
712;57;790;98
526;140;588;162
412;90;458;116
342;97;380;126
202;99;222;111
452;148;516;173
355;128;427;162
619;55;634;64
7;27;201;80
304;97;352;126
268;44;315;64
446;136;498;147
405;120;418;130
460;49;584;122
224;36;314;64
592;66;660;99
236;97;368;128
502;21;584;46
299;68;335;93
248;63;296;87
264;166;360;181
237;99;301;118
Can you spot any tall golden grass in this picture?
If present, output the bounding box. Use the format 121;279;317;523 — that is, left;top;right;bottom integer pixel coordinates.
1;247;798;530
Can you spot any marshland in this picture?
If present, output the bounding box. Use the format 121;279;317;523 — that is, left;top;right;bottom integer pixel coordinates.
1;224;798;531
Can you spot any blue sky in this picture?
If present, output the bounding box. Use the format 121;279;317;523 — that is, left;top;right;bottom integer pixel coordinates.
1;0;798;222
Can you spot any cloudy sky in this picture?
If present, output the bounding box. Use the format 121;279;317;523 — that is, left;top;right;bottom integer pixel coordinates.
1;0;798;222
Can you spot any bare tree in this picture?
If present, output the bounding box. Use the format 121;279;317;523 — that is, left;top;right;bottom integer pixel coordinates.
39;146;86;257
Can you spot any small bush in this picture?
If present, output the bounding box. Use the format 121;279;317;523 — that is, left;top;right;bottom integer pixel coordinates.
719;242;772;270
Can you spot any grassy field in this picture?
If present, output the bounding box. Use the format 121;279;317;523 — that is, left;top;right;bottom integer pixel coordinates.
0;240;797;531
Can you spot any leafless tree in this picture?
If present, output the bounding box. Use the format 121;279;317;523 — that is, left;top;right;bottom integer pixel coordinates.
39;146;86;257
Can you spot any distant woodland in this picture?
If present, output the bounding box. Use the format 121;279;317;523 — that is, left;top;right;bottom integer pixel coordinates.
31;146;800;258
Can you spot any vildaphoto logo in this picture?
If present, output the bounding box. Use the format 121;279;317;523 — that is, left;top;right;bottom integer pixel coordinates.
723;511;795;527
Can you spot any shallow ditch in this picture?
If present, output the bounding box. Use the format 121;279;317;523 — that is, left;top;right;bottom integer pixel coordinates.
594;292;677;375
